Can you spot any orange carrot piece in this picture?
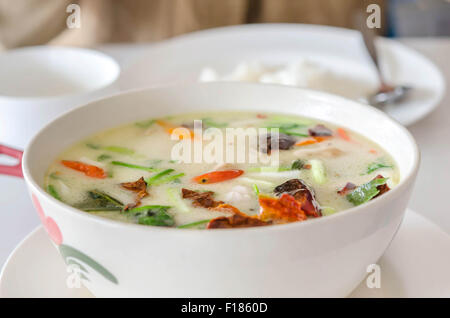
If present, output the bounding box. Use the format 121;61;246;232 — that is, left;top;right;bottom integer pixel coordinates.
369;149;377;154
155;120;174;133
295;138;317;146
192;169;244;184
295;136;328;147
61;160;106;179
337;128;351;141
156;120;194;140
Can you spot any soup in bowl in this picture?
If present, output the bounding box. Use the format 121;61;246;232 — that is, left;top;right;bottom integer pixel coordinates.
19;83;419;297
44;112;398;229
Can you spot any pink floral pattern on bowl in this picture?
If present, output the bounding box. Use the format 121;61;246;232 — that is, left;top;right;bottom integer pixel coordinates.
32;194;63;245
31;193;118;284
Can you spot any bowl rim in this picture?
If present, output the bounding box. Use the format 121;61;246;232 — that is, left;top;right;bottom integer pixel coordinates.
22;82;420;234
0;45;121;100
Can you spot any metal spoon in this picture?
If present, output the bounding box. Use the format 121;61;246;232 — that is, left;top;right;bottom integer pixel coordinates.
357;14;411;107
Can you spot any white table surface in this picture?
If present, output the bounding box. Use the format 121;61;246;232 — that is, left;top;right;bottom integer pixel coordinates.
1;37;449;268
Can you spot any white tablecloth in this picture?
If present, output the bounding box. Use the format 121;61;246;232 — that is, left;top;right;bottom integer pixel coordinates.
1;38;449;268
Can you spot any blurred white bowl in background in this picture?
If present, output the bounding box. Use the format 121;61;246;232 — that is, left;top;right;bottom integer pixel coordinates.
0;46;120;148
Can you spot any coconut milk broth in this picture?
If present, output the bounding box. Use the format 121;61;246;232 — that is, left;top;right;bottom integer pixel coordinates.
44;112;399;228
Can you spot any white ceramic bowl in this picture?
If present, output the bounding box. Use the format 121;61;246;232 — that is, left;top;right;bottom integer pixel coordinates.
18;83;419;297
0;46;120;148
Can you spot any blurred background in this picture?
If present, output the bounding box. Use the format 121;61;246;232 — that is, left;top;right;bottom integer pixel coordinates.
0;0;448;50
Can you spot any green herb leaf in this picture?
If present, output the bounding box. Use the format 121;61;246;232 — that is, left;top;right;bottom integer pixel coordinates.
166;188;190;213
150;159;163;165
47;185;61;201
265;122;308;137
202;118;228;128
177;219;211;229
86;143;101;150
111;161;156;172
127;205;171;214
146;169;175;185
135;119;156;128
77;190;124;212
346;178;388;206
321;206;336;216
366;162;393;174
279;130;309;137
49;172;60;180
97;154;112;162
291;159;305;170
131;205;174;227
152;173;185;185
104;146;135;155
138;214;174;227
266;115;313;126
252;183;260;196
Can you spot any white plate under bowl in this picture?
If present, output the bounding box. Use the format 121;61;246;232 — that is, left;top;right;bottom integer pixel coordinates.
119;23;445;126
1;209;449;298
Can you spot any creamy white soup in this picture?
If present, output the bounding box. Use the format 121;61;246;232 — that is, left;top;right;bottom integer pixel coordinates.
44;112;398;229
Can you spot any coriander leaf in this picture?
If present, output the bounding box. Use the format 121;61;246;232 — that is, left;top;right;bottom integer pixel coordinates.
49;172;60;180
291;159;305;170
76;190;124;211
366;162;393;174
346;177;388;206
202;118;228;128
97;154;112;162
86;143;101;150
111;161;155;172
266;123;305;130
127;205;170;214
135;206;174;227
177;219;211;229
150;159;163;165
135;119;156;128
279;129;308;137
104;146;135;155
265;122;309;137
146;169;174;185
151;173;185;185
47;185;61;201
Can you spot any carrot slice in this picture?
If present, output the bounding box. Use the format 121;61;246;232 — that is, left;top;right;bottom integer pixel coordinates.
295;136;329;147
156;120;194;140
192;169;244;184
336;128;351;141
61;160;106;179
